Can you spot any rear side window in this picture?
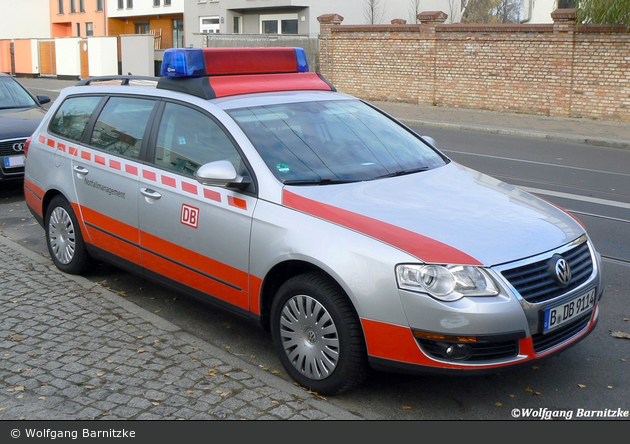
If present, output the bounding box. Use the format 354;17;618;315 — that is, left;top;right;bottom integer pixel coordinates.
49;96;102;142
90;97;156;160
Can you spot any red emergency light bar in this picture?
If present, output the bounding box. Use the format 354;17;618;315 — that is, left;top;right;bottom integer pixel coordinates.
156;47;335;99
203;47;305;75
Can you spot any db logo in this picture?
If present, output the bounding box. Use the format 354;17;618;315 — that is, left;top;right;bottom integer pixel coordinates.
181;204;200;229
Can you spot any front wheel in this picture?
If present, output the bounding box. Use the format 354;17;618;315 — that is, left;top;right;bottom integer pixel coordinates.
45;195;94;275
270;272;369;395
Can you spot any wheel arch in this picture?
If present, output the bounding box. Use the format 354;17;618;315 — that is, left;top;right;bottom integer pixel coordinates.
258;259;364;340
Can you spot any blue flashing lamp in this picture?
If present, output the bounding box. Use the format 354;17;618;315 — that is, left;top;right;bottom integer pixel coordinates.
161;48;207;78
294;48;309;72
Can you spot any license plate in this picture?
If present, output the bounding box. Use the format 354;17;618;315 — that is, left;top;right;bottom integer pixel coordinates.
543;288;596;333
4;155;25;168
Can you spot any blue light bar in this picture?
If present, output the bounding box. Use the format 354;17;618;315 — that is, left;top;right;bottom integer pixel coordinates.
294;48;309;72
161;48;206;78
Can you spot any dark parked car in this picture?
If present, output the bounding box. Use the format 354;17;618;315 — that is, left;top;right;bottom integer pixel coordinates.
0;73;50;182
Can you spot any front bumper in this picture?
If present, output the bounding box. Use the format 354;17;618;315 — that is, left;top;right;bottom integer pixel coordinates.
363;235;602;372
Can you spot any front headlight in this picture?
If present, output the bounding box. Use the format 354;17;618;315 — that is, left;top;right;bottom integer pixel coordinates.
396;264;499;301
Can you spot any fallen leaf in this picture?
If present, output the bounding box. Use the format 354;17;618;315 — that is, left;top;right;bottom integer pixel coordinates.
611;331;630;339
151;402;160;406
578;384;586;388
9;335;25;342
495;402;503;406
402;405;412;410
607;386;613;389
525;387;533;393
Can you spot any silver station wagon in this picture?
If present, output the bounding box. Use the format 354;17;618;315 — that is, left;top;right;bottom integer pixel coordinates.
24;47;603;395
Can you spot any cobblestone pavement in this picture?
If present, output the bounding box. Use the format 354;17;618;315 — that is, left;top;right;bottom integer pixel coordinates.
0;236;361;420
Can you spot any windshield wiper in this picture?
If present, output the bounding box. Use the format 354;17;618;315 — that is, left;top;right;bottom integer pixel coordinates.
372;166;429;180
283;178;360;186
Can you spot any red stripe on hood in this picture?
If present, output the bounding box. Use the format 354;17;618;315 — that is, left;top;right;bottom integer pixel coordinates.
283;189;481;265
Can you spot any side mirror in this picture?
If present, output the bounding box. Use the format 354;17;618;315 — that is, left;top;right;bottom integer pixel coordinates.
422;136;437;148
37;95;51;105
196;160;251;190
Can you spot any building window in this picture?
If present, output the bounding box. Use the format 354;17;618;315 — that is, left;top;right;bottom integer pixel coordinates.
70;0;76;13
153;0;160;6
127;0;133;8
96;0;103;11
173;18;184;47
118;0;123;9
200;17;220;34
58;0;64;14
164;0;171;5
135;21;150;34
234;16;242;34
260;14;298;35
86;22;94;36
76;23;81;37
79;0;85;12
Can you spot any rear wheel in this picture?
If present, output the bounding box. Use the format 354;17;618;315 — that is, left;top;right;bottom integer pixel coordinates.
45;195;94;275
270;272;369;395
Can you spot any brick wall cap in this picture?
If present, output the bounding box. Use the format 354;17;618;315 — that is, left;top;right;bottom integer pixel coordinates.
551;8;576;21
391;19;407;24
317;14;344;24
417;11;448;22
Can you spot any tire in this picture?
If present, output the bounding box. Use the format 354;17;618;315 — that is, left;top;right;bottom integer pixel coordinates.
45;195;94;275
270;272;369;395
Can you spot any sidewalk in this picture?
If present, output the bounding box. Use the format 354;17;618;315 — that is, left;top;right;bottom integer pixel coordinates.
0;236;361;420
372;101;630;150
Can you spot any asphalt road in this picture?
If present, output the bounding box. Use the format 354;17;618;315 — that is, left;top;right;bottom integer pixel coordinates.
2;78;629;420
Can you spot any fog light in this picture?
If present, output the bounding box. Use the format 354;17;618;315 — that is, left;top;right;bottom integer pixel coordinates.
445;343;473;360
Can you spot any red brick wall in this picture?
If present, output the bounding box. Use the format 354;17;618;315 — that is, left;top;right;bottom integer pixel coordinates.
318;10;630;123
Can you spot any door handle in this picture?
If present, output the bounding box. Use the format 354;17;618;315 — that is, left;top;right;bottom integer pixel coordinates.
141;187;162;201
73;165;89;178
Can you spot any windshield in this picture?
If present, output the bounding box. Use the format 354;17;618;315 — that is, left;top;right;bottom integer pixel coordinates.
0;77;38;109
227;99;447;184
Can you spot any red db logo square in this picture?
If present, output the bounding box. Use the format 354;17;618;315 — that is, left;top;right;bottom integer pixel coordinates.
181;204;199;229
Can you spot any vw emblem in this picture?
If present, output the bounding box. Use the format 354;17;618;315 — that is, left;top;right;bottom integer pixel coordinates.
12;142;25;152
555;257;572;286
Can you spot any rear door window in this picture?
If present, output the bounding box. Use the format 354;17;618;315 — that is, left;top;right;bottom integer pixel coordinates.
89;96;157;160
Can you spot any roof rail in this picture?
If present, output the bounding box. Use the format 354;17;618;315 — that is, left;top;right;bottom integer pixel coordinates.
76;75;159;86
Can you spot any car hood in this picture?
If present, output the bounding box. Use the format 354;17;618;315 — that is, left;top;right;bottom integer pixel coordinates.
282;162;585;266
0;107;46;139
